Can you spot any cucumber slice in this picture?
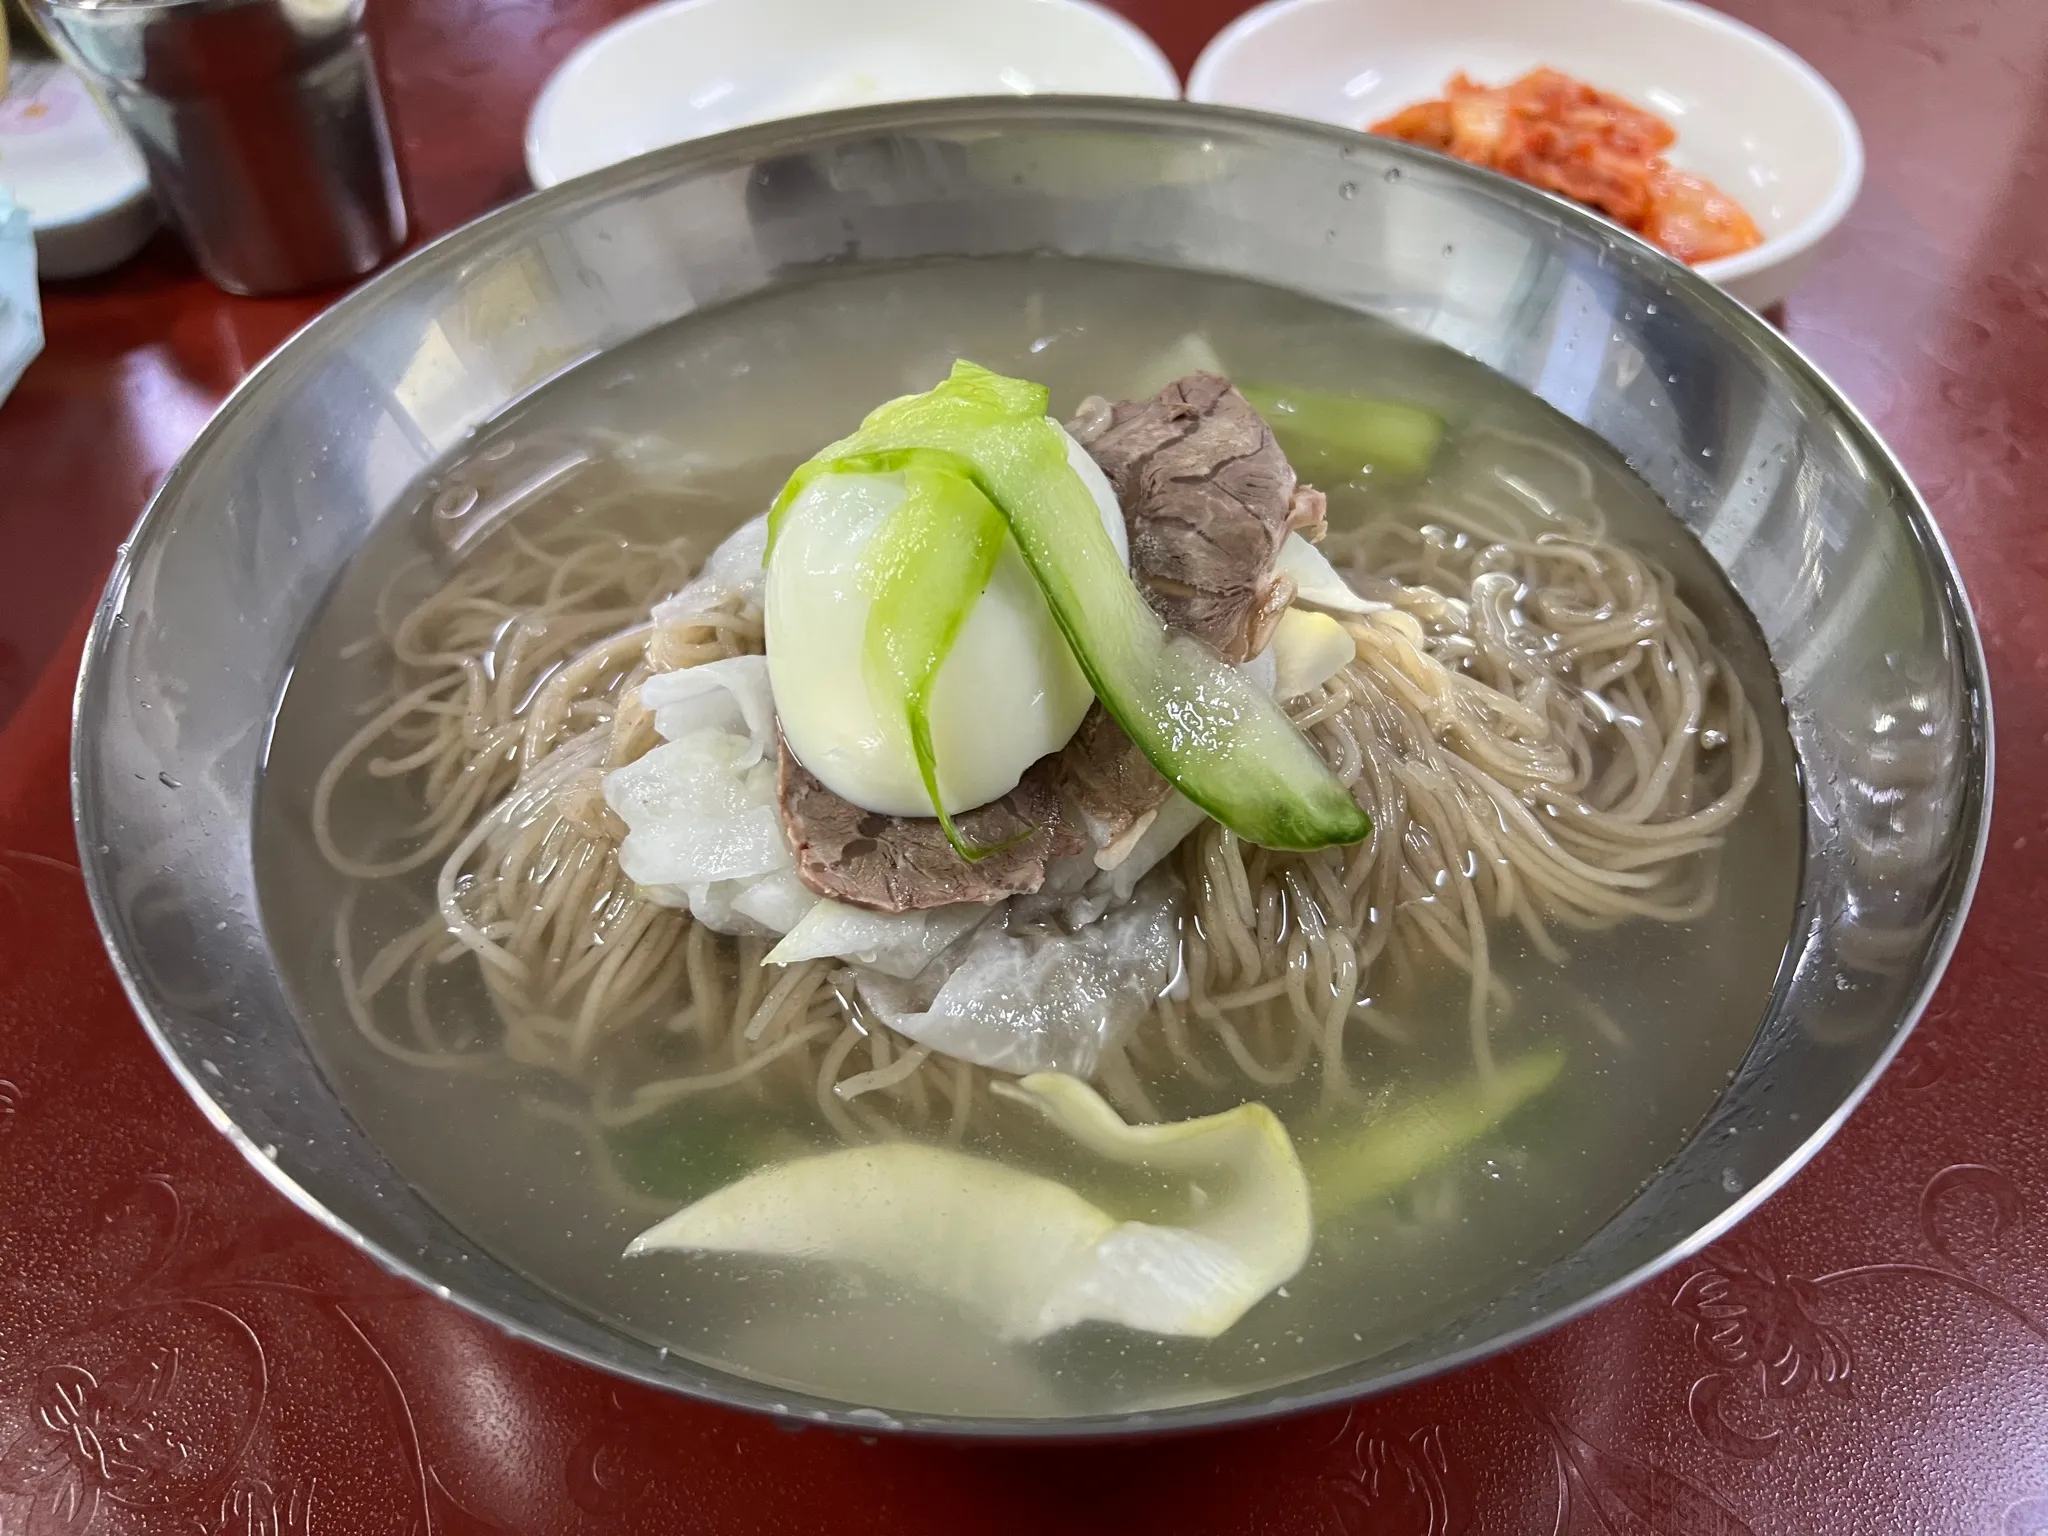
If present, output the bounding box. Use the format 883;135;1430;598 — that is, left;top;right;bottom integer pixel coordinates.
769;363;1371;853
1241;384;1444;480
1306;1049;1565;1218
858;455;1013;859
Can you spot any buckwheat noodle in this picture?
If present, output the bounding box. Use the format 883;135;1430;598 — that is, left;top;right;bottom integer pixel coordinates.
319;424;1759;1156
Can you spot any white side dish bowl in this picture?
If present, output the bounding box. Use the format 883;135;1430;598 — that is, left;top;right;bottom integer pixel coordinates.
526;0;1180;189
1188;0;1863;311
0;59;157;280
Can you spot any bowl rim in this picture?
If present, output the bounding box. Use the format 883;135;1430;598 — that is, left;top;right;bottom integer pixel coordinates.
72;94;1988;1439
522;0;1183;189
1185;0;1867;291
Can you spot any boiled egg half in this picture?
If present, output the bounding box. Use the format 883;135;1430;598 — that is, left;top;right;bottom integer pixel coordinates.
766;429;1126;817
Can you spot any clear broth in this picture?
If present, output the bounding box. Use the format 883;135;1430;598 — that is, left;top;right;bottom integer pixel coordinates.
256;255;1802;1418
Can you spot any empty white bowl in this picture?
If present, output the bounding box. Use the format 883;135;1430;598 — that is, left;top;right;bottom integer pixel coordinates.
1188;0;1863;311
526;0;1180;189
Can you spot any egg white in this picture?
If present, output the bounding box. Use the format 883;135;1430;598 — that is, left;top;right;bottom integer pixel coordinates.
766;428;1127;818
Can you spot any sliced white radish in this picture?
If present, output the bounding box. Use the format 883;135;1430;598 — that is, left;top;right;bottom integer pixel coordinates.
629;1143;1113;1341
1269;608;1358;699
628;1074;1311;1341
605;728;786;893
997;1073;1312;1338
638;653;776;764
605;651;821;936
1276;532;1387;616
763;898;989;980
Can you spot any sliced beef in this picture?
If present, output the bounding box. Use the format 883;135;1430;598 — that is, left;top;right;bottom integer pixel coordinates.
1056;374;1328;852
780;740;1085;913
774;373;1321;911
1050;702;1172;859
1073;371;1327;662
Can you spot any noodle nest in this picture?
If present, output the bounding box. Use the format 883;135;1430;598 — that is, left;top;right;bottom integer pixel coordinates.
319;426;1761;1160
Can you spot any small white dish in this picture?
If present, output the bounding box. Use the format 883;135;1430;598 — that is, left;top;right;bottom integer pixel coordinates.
526;0;1180;190
1188;0;1863;311
0;59;157;280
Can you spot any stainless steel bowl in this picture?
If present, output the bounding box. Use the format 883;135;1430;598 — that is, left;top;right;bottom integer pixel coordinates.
72;99;1991;1436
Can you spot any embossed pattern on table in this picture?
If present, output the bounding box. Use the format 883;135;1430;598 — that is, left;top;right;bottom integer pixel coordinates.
3;0;2046;1531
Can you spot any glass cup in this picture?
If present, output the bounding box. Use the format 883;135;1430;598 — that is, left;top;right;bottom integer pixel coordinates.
29;0;408;295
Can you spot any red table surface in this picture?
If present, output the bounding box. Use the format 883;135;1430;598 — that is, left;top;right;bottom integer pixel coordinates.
3;1;2045;1530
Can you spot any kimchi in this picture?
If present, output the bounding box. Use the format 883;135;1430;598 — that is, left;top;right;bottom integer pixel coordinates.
1372;69;1763;264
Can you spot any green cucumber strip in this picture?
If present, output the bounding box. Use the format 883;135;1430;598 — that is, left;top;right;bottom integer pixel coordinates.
605;1107;756;1202
1306;1049;1565;1219
768;362;1372;853
766;366;1047;554
858;458;1013;860
1241;384;1444;480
